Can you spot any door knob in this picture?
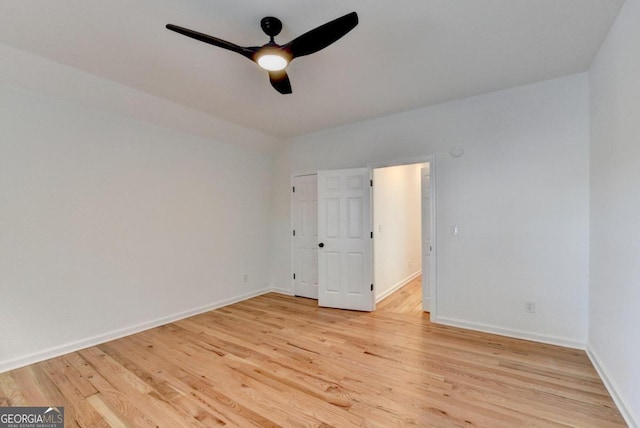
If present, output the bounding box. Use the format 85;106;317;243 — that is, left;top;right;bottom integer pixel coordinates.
318;243;325;248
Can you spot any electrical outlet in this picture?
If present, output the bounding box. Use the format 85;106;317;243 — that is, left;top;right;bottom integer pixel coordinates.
525;301;536;313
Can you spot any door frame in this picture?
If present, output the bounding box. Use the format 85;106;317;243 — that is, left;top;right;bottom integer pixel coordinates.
289;155;437;316
368;155;437;316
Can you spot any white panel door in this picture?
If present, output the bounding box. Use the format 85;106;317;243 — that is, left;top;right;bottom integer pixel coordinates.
421;167;432;312
318;168;374;311
292;174;319;299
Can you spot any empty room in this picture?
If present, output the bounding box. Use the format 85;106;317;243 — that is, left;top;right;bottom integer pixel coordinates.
1;1;638;427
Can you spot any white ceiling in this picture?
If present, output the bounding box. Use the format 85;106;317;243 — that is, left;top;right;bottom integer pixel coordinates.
0;0;624;139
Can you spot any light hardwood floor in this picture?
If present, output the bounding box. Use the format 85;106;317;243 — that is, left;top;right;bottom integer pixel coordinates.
0;277;625;427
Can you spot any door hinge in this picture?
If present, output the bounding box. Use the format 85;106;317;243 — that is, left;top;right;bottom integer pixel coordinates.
370;179;373;187
293;229;296;236
292;186;295;193
370;231;373;239
371;284;374;291
293;273;296;280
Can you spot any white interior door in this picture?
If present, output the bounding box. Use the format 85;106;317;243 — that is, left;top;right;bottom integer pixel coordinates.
317;168;374;311
421;167;432;312
292;174;319;299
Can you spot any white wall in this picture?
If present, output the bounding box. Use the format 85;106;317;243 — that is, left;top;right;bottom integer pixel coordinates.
272;73;590;347
373;164;423;301
0;51;276;372
0;43;281;153
589;0;640;424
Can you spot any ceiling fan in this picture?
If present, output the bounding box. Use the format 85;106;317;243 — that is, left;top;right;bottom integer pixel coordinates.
166;12;358;94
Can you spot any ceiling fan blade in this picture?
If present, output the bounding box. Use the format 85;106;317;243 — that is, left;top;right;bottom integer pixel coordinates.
269;70;292;94
166;24;257;60
284;12;358;59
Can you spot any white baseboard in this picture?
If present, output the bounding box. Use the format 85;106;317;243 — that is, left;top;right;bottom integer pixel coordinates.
586;345;638;428
0;288;271;374
432;315;585;350
376;270;422;303
272;287;294;296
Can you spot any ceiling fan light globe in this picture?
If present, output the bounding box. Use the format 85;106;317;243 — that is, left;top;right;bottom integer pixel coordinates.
257;54;288;71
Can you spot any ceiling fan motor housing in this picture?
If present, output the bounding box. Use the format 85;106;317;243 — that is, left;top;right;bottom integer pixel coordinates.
261;17;283;40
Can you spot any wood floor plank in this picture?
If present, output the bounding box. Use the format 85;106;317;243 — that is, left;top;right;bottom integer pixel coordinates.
65;352;163;428
107;336;269;427
78;347;205;428
86;394;130;428
0;276;626;427
39;359;110;428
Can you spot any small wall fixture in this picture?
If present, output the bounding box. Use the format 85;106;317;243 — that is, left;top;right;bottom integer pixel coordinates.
449;146;464;158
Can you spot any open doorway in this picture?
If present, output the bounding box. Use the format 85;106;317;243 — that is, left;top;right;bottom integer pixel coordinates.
372;161;433;313
291;159;435;313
